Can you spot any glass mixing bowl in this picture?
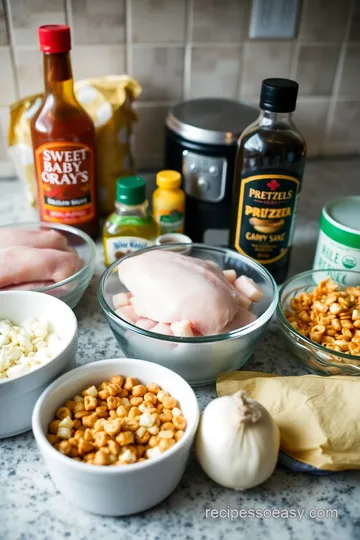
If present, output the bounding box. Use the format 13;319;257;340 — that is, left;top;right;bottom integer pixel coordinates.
0;222;96;309
98;244;278;386
277;269;360;375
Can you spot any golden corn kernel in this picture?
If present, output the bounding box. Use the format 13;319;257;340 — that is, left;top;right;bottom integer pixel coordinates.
132;384;147;397
116;431;134;446
159;438;176;452
162;396;177;409
93;450;110;466
84;395;97;411
173;415;187;430
124;377;139;391
174;430;185;442
56;407;71;420
110;375;124;386
146;383;160;394
82;413;98;428
130;396;143;407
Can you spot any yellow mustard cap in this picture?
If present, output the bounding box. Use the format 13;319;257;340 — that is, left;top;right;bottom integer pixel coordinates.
156;170;181;189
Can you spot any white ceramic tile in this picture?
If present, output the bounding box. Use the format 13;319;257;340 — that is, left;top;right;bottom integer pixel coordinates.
71;0;125;44
299;0;352;42
131;0;186;43
132;46;184;100
0;0;9;45
71;45;125;80
192;0;249;42
349;1;360;42
296;45;340;96
239;41;293;98
133;104;169;169
328;101;360;144
338;45;360;98
0;48;18;105
293;98;330;155
15;48;43;97
9;0;65;46
189;46;241;99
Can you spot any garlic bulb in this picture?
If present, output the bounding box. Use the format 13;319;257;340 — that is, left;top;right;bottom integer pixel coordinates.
195;390;280;490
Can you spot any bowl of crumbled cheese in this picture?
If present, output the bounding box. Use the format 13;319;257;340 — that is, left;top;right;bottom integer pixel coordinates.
0;291;78;438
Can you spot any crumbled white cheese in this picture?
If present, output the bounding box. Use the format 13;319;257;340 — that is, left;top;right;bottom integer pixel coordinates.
0;318;63;381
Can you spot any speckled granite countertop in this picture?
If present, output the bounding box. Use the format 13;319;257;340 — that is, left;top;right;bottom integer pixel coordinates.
1;159;360;540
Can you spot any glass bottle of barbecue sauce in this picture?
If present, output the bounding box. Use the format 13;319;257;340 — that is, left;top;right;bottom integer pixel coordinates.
31;25;98;238
230;78;306;283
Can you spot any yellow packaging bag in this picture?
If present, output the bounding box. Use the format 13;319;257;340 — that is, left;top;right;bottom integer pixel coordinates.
217;371;360;471
7;75;141;215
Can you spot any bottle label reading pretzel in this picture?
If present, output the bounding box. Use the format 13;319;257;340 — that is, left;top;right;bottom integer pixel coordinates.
35;141;96;225
234;173;300;264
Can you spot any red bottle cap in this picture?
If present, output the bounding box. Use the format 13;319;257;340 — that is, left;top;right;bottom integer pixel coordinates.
38;25;71;53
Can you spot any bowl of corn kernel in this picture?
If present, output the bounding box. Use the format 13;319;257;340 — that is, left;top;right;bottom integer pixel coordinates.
32;357;199;516
277;270;360;376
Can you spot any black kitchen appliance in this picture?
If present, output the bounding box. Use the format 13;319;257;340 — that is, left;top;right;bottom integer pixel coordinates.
164;98;258;245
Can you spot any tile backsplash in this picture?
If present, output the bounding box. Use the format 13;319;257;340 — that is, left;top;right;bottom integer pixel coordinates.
0;0;359;176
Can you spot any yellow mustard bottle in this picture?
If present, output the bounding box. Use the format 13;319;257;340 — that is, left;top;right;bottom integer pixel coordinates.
152;170;185;234
103;176;158;266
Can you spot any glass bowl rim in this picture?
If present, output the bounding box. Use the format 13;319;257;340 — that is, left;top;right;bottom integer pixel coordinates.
0;221;97;292
98;243;279;344
276;268;360;364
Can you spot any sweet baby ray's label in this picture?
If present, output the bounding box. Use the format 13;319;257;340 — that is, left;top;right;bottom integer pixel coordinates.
104;236;153;266
35;142;96;225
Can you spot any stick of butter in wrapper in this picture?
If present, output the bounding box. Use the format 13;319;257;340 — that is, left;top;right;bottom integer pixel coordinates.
7;75;141;216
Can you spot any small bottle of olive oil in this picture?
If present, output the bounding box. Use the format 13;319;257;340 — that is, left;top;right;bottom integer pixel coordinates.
230;78;307;283
103;176;158;266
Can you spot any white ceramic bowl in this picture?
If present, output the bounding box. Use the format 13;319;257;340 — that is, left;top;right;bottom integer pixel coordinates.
0;291;78;438
32;358;199;516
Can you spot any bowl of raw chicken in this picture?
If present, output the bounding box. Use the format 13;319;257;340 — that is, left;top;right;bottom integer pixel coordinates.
0;222;96;308
99;244;278;385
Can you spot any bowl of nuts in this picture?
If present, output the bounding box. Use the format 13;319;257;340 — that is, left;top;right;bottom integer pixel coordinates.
277;270;360;375
32;357;199;516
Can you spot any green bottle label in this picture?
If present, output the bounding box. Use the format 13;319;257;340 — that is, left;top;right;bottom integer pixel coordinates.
109;214;153;227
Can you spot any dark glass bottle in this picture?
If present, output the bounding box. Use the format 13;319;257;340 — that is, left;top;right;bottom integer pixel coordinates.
230;78;306;283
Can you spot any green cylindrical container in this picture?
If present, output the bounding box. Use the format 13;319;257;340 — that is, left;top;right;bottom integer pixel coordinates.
313;196;360;285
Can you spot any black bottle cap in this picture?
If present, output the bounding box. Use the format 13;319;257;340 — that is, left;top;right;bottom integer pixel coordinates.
259;78;299;112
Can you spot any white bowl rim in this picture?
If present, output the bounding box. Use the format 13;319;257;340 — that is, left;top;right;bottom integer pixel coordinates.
0;221;96;292
32;357;200;475
98;243;279;343
0;290;78;386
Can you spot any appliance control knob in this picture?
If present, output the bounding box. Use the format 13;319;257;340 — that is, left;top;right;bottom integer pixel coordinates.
190;163;197;172
197;177;209;192
209;165;218;175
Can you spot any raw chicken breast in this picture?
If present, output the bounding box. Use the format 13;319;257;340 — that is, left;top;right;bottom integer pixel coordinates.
115;305;141;325
221;307;257;332
151;323;174;336
113;292;132;309
234;275;264;302
223;269;237;284
171;320;194;337
0;228;71;252
237;293;252;311
136;318;158;330
118;251;240;336
0;281;54;291
0;247;82;288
